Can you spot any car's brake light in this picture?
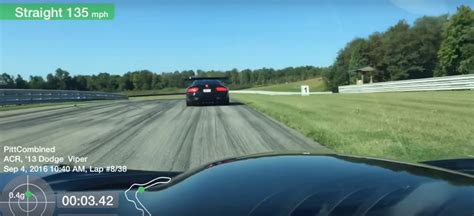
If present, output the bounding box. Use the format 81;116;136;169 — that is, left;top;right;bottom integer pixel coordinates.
205;84;209;88
216;86;228;92
187;87;199;93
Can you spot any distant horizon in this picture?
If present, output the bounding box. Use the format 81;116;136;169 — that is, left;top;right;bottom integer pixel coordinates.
14;64;330;79
1;0;472;78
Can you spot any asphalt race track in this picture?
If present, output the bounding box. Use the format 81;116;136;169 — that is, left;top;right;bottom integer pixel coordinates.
0;99;332;171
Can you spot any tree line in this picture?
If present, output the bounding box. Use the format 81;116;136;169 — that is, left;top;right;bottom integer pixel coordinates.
323;5;474;92
2;6;472;93
0;66;327;92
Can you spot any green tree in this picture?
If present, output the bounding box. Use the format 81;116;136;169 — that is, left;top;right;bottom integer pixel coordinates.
348;38;368;84
361;33;388;81
436;5;474;76
132;70;153;90
408;15;447;78
45;73;60;89
120;72;135;91
382;20;412;80
151;73;164;89
72;75;88;91
324;38;367;91
15;75;29;89
0;73;15;88
240;69;252;86
29;76;46;89
53;68;72;90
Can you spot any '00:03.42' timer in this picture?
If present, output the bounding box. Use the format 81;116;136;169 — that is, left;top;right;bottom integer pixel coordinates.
57;192;119;209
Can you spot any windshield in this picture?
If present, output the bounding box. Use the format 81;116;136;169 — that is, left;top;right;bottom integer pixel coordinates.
1;0;473;190
2;1;474;215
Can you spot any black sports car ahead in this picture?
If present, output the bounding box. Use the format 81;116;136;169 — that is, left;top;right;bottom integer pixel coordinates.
186;77;230;106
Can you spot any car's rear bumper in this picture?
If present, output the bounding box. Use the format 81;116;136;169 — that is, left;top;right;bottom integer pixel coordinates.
186;93;229;104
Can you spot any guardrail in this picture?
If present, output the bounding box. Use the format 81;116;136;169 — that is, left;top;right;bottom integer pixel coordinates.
338;74;474;93
0;89;128;105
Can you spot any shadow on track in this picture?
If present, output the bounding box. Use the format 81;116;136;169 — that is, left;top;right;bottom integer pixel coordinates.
188;101;244;107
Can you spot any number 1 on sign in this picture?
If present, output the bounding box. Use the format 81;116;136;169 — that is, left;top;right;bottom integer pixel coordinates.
301;85;310;96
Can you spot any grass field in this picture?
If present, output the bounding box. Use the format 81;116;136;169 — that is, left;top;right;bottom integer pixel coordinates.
123;77;326;96
232;91;474;162
250;77;327;92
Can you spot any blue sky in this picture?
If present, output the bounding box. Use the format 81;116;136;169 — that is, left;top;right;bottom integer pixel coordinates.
1;0;472;78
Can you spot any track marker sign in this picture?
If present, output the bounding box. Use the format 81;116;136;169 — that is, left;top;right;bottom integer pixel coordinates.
301;85;310;96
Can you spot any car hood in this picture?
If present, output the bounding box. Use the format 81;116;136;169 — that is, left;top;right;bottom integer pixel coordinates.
1;153;473;216
147;153;474;216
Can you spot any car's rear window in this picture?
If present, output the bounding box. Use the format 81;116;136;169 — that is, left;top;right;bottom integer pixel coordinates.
192;80;223;85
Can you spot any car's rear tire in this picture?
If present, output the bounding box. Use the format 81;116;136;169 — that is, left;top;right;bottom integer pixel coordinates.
186;101;193;106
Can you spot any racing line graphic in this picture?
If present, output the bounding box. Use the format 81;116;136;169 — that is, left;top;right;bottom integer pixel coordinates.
125;176;172;216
